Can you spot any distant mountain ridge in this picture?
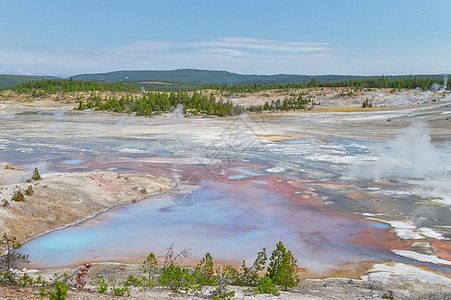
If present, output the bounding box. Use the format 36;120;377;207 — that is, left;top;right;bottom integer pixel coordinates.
70;69;445;85
0;74;60;89
0;69;446;89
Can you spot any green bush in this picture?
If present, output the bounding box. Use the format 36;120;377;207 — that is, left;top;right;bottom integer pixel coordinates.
159;264;192;293
25;185;34;196
11;190;24;202
31;167;41;180
108;276;130;296
192;253;217;289
254;275;279;295
90;275;108;293
49;281;68;300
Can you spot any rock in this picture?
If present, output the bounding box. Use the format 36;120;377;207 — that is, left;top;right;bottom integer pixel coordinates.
348;279;354;284
140;188;147;194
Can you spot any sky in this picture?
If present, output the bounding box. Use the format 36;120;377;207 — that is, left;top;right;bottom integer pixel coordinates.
0;0;450;77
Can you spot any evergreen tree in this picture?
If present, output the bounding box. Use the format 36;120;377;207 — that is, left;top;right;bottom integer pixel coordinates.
267;241;300;290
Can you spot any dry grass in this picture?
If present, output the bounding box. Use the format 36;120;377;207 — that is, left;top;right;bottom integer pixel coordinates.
4;164;17;170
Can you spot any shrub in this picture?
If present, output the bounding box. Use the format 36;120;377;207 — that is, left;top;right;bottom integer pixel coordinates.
49;281;68;300
11;190;24;202
17;273;33;286
254;274;279;295
192;253;217;289
108;276;130;296
159;264;192;293
90;275;108;294
25;185;34;196
123;274;147;289
31;167;41;180
73;263;91;289
39;281;69;300
211;288;235;299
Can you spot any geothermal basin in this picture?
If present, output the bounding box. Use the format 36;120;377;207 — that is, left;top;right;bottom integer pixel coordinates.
1;100;450;278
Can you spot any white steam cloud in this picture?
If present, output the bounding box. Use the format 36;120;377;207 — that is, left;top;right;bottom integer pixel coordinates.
350;122;444;179
171;104;184;118
53;109;66;122
348;122;451;205
440;74;448;92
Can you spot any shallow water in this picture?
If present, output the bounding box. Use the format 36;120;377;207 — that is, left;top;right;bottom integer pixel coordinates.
21;174;399;273
1;107;450;275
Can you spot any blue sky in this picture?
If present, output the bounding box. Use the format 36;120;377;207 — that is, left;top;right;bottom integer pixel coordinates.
0;0;450;77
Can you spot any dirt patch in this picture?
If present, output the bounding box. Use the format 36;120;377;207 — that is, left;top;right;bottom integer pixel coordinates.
0;162;28;185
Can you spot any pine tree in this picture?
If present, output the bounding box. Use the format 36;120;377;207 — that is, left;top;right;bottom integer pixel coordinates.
267;241;300;290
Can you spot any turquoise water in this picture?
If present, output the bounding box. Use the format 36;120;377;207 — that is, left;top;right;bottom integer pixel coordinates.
20;179;394;272
227;174;247;179
230;168;263;176
281;139;311;144
64;160;83;165
157;152;174;156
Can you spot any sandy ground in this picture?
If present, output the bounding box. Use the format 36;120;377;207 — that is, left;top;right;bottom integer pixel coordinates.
228;87;449;108
0;164;174;244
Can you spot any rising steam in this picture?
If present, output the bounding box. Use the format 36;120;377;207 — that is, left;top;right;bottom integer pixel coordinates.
349;122;447;180
440;74;448;92
348;122;451;204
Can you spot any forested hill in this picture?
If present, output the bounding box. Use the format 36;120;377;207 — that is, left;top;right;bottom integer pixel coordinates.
1;69;446;90
70;69;445;85
0;75;60;89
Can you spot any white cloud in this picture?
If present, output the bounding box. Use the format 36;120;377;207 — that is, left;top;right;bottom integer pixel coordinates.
208;48;246;57
118;37;331;55
0;37;335;76
208;37;330;52
0;36;449;77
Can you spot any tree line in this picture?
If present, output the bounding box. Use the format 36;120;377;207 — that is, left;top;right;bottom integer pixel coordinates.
11;76;448;96
206;76;447;94
248;94;314;112
12;78;139;93
75;91;316;116
76;91;245;117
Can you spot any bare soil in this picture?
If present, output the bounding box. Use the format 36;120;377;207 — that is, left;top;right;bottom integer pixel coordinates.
0;164;174;244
